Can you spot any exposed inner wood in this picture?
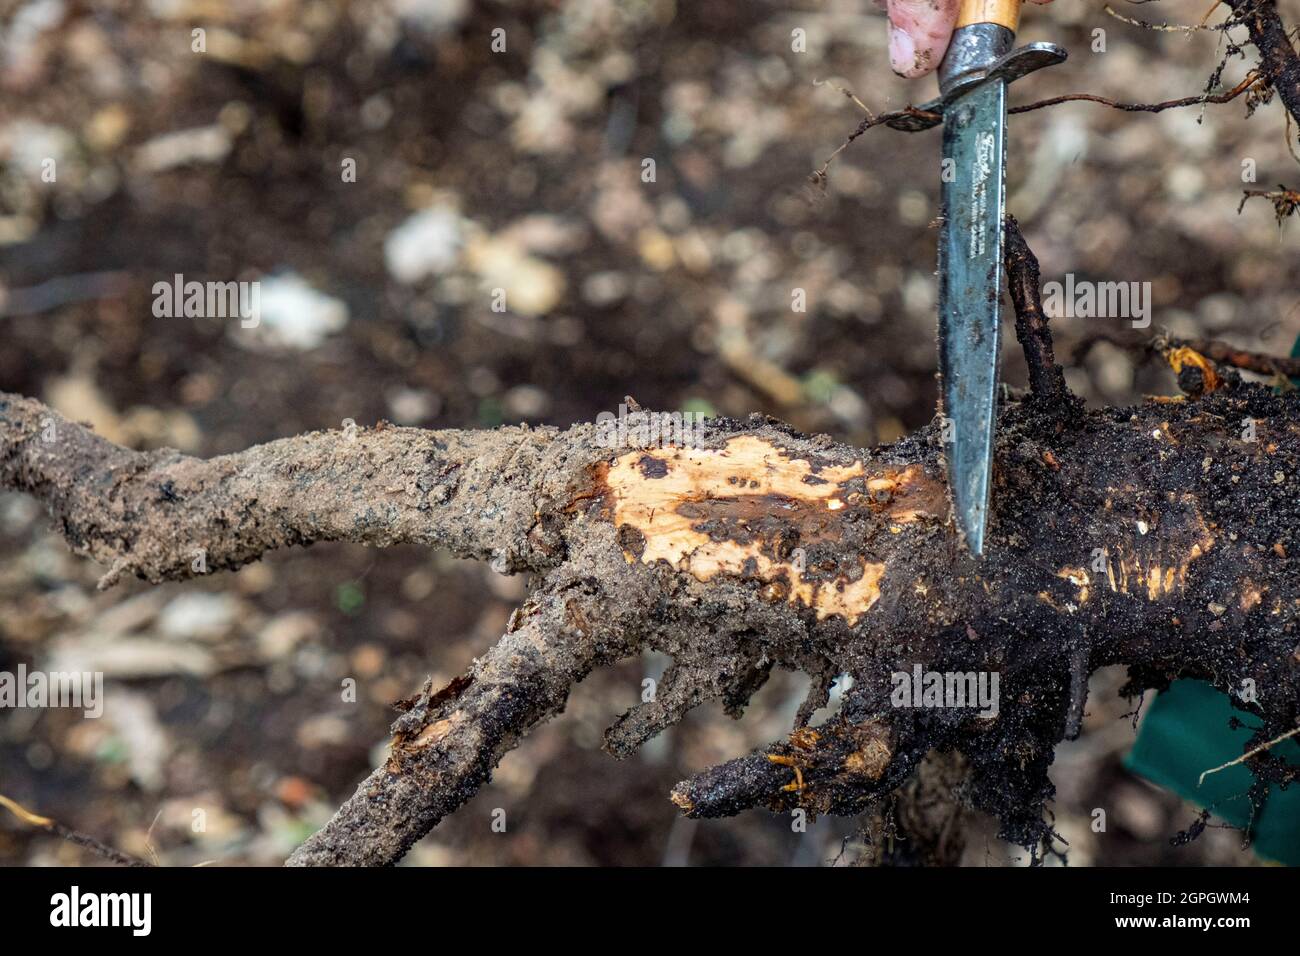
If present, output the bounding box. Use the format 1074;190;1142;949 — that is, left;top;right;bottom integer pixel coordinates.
602;436;947;623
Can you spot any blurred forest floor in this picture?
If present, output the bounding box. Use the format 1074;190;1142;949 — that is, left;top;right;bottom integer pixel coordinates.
1;0;1296;865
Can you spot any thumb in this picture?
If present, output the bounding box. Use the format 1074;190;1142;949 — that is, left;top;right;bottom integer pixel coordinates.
884;0;960;78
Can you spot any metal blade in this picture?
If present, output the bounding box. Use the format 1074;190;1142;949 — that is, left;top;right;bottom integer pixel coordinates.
938;79;1007;556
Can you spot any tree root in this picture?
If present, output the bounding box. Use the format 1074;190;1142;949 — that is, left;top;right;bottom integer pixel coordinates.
1072;330;1300;381
1004;216;1074;410
1224;0;1300;126
286;576;635;866
4;223;1300;865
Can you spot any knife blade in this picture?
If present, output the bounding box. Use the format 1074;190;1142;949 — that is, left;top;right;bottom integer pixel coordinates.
933;1;1064;555
939;76;1007;556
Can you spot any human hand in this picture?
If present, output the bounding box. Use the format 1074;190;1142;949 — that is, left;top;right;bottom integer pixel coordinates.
881;0;1054;79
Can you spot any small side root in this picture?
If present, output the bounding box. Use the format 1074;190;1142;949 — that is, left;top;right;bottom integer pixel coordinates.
0;793;151;867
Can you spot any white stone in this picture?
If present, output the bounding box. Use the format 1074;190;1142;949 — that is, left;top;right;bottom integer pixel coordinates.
384;207;464;284
237;272;349;351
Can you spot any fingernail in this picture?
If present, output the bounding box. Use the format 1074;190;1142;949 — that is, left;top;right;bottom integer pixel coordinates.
888;26;918;77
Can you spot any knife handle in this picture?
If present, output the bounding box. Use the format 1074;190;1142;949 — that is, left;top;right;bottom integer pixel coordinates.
937;0;1023;94
955;0;1021;32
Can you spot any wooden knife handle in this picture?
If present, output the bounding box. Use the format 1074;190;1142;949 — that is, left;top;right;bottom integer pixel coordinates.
955;0;1021;33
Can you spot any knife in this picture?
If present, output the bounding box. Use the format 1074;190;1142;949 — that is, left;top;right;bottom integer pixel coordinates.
927;0;1066;555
